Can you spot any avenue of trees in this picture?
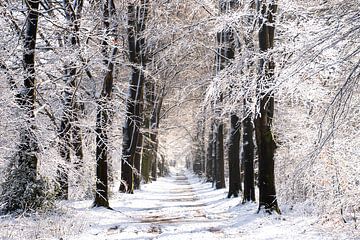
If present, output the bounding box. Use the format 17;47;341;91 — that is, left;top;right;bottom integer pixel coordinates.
0;0;359;226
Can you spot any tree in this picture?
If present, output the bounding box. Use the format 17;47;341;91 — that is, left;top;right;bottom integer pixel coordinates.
120;0;149;193
0;0;52;213
93;0;117;208
254;0;280;214
213;0;240;190
228;113;241;197
56;0;84;200
242;97;255;202
206;120;215;182
225;0;241;198
242;0;256;203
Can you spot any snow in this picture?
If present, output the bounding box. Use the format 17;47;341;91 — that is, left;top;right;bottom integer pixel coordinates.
0;167;358;240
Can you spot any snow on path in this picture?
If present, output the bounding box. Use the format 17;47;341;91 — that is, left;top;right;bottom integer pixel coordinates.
65;168;355;240
0;168;357;239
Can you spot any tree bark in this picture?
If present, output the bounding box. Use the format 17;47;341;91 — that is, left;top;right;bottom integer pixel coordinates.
19;0;40;176
242;98;255;202
93;0;117;208
141;79;155;183
206;121;214;182
227;114;241;197
120;0;149;193
215;119;226;189
255;0;280;214
133;131;143;190
213;0;239;190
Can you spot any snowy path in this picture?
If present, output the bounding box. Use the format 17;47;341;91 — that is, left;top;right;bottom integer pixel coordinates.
0;168;357;239
65;168;355;240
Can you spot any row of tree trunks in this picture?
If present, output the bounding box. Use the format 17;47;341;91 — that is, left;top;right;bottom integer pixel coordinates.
255;0;280;214
202;1;277;212
120;0;149;193
93;0;117;208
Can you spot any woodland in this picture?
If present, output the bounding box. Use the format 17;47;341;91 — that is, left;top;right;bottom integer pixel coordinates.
0;0;359;239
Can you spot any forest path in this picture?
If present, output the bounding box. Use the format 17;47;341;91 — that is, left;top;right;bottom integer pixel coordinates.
71;168;239;239
0;169;354;239
66;168;352;240
106;168;233;239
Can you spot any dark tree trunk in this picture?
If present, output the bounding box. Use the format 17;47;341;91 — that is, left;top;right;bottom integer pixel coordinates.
120;0;149;193
149;86;164;181
141;131;152;183
206;122;214;181
150;135;158;181
215;120;226;189
213;0;239;190
242;1;256;203
224;1;239;197
18;0;40;181
242;98;255;202
93;0;117;208
141;79;155;183
255;0;280;214
205;122;214;182
227;114;241;198
133;132;143;190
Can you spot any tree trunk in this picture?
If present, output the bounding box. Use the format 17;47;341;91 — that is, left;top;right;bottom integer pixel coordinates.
120;0;149;193
150;136;158;181
242;98;255;202
206;121;214;182
21;0;40;172
141;133;152;183
1;0;41;213
227;114;241;198
215;120;226;189
255;0;280;214
213;0;239;190
133;132;143;190
56;0;84;199
149;85;164;181
141;79;155;183
93;0;117;208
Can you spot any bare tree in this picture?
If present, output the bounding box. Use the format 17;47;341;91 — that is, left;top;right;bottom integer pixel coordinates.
254;0;280;214
93;0;118;208
56;0;84;200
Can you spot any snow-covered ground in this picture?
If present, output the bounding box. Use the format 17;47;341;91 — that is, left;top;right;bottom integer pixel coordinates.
0;168;358;240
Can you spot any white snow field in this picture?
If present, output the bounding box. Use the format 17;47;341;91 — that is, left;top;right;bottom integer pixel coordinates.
0;168;358;240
